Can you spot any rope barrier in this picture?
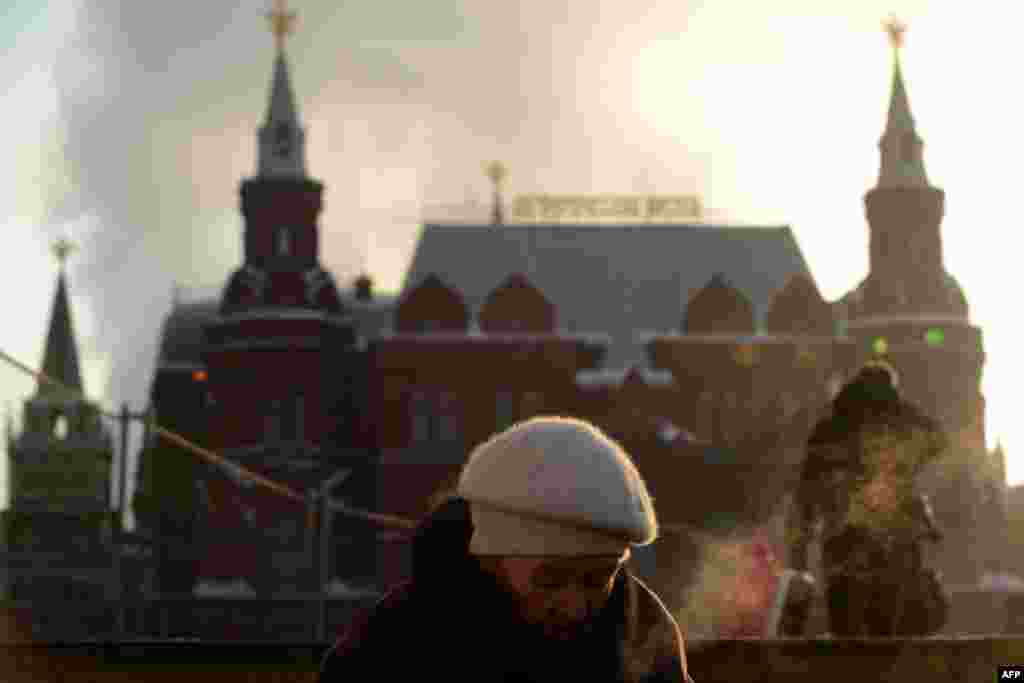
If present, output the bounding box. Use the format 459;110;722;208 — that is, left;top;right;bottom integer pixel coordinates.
0;347;417;531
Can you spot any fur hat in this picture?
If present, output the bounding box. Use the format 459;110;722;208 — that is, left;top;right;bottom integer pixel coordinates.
457;416;658;556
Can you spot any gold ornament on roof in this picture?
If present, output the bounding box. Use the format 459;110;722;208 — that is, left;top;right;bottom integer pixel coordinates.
53;238;76;270
267;0;297;52
883;14;906;49
485;160;508;188
733;343;757;368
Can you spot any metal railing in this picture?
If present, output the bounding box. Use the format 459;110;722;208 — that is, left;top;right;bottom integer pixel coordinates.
0;492;402;643
0;345;418;644
0;594;379;643
0;529;386;642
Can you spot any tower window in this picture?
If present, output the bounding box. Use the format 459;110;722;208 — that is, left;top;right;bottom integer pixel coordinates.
273;121;292;157
280;394;304;443
52;414;69;440
409;389;463;447
494;390;519;432
695;391;714;442
925;328;945;346
277;227;291;256
437;391;461;445
900;133;917;164
266;400;282;444
410;390;430;443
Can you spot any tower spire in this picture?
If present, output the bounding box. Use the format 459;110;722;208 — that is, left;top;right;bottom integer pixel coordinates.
40;238;84;398
485;161;507;226
877;16;929;188
258;0;306;178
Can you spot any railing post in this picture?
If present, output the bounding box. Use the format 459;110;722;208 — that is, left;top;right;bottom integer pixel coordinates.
306;491;317;640
112;403;129;639
317;493;331;642
112;523;124;638
161;599;169;639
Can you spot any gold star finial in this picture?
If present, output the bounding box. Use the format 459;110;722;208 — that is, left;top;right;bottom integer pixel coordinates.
267;0;297;53
53;237;76;270
485;160;508;188
883;14;906;50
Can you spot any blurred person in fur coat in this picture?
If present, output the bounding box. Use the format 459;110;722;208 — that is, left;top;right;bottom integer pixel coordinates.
319;417;695;682
787;362;949;637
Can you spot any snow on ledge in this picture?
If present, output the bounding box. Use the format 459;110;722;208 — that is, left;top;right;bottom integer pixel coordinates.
575;366;675;388
846;315;971;328
977;572;1024;593
194;578;256;597
326;579;382;599
218;308;353;325
378;330;612;344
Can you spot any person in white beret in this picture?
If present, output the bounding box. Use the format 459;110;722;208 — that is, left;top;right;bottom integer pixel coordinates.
319;416;696;683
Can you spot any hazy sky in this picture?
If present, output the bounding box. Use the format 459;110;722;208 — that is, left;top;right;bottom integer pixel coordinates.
2;0;1022;510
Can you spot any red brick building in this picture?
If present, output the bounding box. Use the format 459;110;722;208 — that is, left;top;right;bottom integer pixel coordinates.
135;18;1003;603
136;33;376;596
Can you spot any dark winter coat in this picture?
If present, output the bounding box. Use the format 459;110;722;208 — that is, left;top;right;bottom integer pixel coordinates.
789;368;948;570
788;366;950;636
318;497;695;683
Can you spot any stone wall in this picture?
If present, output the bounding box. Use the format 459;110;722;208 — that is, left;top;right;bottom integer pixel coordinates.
0;638;1022;682
0;598;376;642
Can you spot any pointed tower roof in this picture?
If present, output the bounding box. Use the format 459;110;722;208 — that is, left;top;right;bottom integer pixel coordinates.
992;439;1007;488
267;50;299;126
257;1;307;178
886;47;915;133
39;239;84;398
877;17;930;188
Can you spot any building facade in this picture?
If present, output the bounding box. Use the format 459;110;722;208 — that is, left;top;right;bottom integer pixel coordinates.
134;15;1004;605
366;31;1000;589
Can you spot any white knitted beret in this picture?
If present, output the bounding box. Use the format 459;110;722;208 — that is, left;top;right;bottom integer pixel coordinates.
457;416;659;556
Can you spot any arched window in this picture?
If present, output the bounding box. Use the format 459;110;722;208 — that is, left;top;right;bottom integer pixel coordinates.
720;391;739;444
408;389;463;449
52;414;69;440
437;391;461;445
276;227;291;256
494;390;519;432
267;394;304;446
410;390;431;444
901;132;917;164
273;121;292;158
695;391;715;442
283;394;304;443
265;399;282;444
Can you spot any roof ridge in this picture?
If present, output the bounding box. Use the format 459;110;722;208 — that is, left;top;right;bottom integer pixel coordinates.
423;222;792;231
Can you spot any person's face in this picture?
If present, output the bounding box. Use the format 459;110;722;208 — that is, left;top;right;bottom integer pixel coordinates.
486;553;627;642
